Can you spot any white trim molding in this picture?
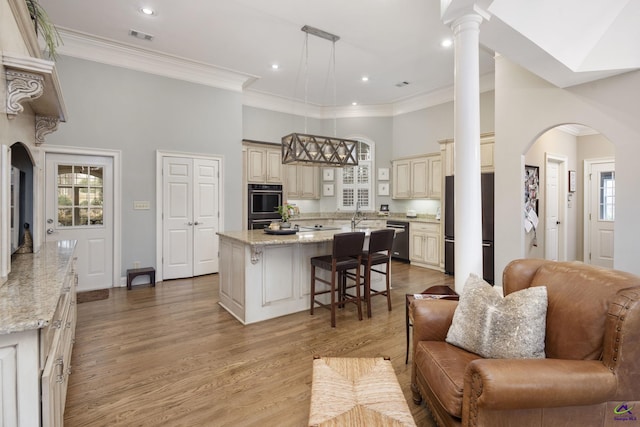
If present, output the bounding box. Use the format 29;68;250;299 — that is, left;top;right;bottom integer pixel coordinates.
56;27;259;93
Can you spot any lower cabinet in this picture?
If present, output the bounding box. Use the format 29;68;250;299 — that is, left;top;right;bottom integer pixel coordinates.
42;260;78;427
0;253;77;427
410;222;441;270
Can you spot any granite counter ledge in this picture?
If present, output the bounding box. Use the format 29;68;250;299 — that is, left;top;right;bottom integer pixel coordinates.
0;240;77;335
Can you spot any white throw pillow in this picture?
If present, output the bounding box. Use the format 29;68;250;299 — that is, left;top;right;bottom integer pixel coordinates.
445;274;547;359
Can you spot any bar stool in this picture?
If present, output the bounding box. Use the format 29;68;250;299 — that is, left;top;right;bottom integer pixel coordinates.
361;228;395;318
310;232;366;327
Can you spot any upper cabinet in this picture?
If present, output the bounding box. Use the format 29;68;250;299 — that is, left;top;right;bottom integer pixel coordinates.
440;132;495;176
392;153;441;199
285;164;319;199
245;142;283;184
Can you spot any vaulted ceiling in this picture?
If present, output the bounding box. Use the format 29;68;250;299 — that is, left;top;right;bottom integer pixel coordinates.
38;0;638;115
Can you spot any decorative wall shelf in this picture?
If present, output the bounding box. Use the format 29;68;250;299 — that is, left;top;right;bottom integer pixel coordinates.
3;53;67;124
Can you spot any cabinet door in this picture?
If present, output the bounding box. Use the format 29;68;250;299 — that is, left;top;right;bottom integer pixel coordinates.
411;157;429;198
427;155;442;199
247;147;266;183
266;148;283;183
425;232;440;266
299;166;319;198
480;142;494;172
392;160;411;199
409;231;426;263
285;165;300;198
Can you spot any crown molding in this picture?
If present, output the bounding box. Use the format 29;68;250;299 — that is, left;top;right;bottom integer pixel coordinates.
56;29;495;119
56;28;259;93
556;124;599;136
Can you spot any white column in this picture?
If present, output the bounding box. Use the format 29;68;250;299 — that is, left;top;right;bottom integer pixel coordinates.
452;14;484;293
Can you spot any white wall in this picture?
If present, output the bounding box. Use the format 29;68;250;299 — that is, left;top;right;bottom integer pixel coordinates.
524;128;578;260
575;134;615;258
495;56;640;282
392;91;495;159
45;56;244;275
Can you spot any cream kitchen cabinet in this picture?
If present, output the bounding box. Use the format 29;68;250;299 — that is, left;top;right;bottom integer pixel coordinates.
0;241;77;427
285;164;320;199
409;222;441;270
392;153;441;199
440;132;495;176
245;142;284;184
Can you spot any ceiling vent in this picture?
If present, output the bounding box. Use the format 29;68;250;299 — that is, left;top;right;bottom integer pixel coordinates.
129;29;154;41
395;81;410;88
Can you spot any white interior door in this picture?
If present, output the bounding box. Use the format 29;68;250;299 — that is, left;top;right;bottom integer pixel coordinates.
163;157;193;279
588;162;615;268
193;159;219;276
162;156;219;280
45;153;113;291
545;161;559;261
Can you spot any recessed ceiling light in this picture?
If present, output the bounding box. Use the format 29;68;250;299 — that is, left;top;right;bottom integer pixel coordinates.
140;7;155;16
361;76;369;82
271;64;279;70
352;102;358;106
441;38;453;48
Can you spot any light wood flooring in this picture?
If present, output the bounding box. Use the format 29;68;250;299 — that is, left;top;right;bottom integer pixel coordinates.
64;261;453;426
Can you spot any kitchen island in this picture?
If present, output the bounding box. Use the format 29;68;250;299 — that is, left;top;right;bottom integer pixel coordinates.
217;228;390;324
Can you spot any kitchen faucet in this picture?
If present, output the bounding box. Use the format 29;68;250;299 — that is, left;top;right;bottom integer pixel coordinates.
351;201;366;229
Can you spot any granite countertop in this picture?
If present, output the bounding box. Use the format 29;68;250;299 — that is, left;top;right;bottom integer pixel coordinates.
290;213;440;224
0;240;77;335
218;229;347;246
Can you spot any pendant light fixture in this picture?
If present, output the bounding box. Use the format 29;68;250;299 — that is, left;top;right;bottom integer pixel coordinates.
281;25;358;167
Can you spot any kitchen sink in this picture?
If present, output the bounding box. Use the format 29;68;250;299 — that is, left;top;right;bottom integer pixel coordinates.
297;224;342;231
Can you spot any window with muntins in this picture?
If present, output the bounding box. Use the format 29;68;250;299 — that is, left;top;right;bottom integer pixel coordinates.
337;140;374;211
57;165;104;227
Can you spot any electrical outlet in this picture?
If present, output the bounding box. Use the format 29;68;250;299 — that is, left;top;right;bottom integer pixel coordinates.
133;261;140;269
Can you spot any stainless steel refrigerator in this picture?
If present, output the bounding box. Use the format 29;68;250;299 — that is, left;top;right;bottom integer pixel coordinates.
444;173;495;284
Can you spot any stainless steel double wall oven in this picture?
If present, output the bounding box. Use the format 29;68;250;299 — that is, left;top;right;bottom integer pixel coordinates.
247;183;283;229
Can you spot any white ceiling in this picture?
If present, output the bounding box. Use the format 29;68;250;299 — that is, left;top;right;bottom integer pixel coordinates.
37;0;638;115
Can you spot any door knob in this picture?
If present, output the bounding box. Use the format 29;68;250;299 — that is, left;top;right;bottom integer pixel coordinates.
556;221;561;225
194;221;199;226
47;228;54;234
187;221;193;226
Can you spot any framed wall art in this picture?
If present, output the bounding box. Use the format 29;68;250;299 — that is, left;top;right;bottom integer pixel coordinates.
378;182;389;196
323;183;334;197
377;167;389;181
323;168;334;181
524;164;539;214
568;170;577;192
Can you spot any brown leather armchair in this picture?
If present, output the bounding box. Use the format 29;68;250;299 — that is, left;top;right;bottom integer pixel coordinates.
411;259;640;427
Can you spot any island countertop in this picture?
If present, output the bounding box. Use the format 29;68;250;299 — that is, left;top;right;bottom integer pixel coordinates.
217;227;392;247
0;240;76;335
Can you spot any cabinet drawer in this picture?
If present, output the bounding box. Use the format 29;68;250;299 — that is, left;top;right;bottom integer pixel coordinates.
410;222;440;233
40;290;70;367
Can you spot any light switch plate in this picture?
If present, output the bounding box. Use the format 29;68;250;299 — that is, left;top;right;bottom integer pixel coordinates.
134;201;150;210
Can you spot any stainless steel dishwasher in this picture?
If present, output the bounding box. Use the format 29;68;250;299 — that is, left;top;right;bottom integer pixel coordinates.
386;220;410;262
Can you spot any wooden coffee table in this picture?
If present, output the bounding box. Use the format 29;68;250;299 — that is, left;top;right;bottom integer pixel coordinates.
309;356;416;426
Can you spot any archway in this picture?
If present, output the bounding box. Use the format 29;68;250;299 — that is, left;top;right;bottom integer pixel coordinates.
523;124;615;265
10;142;35;253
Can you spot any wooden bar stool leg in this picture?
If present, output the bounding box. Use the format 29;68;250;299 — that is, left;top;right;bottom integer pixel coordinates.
365;263;373;318
330;264;337;327
386;262;392;312
310;265;316;315
355;263;363;321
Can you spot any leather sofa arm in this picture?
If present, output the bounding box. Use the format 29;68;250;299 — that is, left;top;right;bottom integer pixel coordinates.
411;299;458;343
463;358;617;412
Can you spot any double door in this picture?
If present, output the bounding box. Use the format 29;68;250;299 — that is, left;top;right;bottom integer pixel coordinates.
162;156;220;279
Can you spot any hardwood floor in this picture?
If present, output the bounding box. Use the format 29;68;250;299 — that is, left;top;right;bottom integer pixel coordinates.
64;261;453;426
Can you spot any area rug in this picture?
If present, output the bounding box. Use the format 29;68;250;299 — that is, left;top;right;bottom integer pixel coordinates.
77;289;109;303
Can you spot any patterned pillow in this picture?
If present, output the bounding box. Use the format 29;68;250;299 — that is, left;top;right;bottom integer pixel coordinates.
445;274;547;359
